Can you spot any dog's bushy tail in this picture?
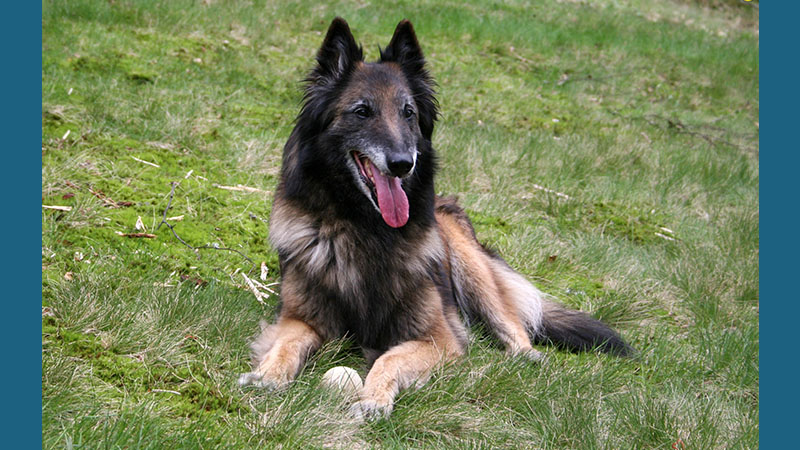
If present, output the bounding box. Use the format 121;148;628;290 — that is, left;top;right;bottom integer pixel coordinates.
435;196;634;358
491;260;635;357
535;300;635;357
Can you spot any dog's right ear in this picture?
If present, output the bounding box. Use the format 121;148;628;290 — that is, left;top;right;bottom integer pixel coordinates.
309;17;363;87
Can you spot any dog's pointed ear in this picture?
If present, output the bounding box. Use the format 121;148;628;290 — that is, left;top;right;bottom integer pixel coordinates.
381;20;438;140
380;20;424;73
310;17;363;86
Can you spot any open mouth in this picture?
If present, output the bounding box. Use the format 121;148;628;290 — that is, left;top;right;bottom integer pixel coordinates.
352;152;377;201
351;151;410;228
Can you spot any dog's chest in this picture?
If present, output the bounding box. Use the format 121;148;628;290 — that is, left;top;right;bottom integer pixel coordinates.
269;209;444;299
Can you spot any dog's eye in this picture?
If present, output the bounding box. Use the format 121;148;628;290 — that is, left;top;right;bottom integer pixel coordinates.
353;106;372;119
403;105;415;119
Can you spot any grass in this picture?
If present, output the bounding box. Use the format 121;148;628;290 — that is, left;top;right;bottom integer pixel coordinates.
41;0;758;448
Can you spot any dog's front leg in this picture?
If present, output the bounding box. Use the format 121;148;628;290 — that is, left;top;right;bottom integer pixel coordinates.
238;317;322;390
350;332;463;420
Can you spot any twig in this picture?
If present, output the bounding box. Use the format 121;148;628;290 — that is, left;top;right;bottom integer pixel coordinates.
508;48;534;69
157;182;255;271
250;277;277;295
213;183;271;195
649;114;749;152
116;231;157;238
88;186;132;208
241;272;268;305
260;261;268;281
64;180;133;208
150;389;181;395
609;110;757;155
43;205;72;211
132;156;160;168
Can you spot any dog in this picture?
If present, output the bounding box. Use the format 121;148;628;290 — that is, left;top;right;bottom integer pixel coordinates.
238;17;634;420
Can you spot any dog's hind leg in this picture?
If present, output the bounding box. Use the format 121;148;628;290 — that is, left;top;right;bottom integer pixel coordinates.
436;201;543;360
435;198;634;358
450;241;543;360
238;317;322;390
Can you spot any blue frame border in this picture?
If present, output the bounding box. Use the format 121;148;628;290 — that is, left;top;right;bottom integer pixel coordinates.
760;2;792;448
3;2;43;447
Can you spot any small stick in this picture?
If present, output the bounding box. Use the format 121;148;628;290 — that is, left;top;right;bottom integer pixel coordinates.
213;183;270;194
242;272;268;305
654;232;676;242
43;205;72;211
150;389;181;395
132;156;160;168
116;232;157;238
250;277;277;295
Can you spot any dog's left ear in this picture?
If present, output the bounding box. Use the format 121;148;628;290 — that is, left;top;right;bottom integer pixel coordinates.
381;20;438;140
381;20;425;73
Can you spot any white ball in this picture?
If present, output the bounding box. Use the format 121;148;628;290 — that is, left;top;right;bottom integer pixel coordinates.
321;366;363;396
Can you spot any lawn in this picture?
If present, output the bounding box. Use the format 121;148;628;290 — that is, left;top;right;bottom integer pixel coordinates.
41;0;759;448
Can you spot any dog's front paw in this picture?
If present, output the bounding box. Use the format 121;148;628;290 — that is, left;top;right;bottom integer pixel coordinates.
507;347;546;363
522;348;546;363
237;372;262;387
349;400;393;422
237;372;289;391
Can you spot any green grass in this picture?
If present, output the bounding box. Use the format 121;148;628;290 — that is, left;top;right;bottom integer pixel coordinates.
42;0;758;448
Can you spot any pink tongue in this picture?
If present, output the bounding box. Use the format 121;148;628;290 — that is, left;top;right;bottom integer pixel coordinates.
371;169;409;228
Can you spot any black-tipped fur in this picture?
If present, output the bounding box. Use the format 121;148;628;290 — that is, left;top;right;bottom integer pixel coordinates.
536;302;635;357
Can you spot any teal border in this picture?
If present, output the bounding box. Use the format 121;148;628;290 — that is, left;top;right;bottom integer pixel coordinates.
3;2;43;447
760;2;789;448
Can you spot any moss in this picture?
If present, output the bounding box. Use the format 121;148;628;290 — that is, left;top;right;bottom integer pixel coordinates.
582;201;674;245
544;201;678;245
173;382;241;417
467;210;512;234
68;54;108;73
42;112;81;141
43;324;106;357
43;316;244;419
41;115;278;285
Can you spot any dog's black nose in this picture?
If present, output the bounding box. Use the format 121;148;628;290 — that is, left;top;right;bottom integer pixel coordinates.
386;154;414;177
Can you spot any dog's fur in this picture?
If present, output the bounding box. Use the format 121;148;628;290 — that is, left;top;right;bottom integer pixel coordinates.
239;18;634;419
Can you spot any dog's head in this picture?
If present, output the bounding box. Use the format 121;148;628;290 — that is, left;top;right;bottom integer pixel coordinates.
293;18;438;228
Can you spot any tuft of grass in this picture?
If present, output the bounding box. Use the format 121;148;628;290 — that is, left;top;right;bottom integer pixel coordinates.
42;0;758;448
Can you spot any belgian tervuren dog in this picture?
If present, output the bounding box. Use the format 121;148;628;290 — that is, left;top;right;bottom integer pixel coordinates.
239;17;633;420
